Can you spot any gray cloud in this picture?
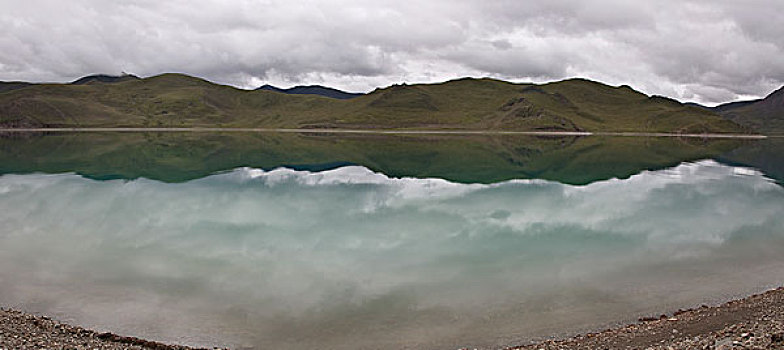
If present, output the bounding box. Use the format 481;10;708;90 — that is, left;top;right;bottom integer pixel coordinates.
0;0;782;104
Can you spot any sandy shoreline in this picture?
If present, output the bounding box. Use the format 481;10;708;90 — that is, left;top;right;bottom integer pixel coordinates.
2;288;783;350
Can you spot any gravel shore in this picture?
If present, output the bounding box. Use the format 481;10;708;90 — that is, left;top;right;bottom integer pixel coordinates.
2;287;784;349
0;309;206;350
511;287;784;350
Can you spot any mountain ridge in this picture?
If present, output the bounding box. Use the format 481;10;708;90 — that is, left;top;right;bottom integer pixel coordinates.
0;73;747;133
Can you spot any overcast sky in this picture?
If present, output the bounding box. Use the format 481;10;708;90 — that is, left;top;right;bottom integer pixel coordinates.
1;0;783;105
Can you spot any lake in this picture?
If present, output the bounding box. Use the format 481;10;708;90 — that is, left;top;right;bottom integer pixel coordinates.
0;132;783;349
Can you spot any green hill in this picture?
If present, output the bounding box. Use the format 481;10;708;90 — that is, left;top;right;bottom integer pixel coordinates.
0;73;744;133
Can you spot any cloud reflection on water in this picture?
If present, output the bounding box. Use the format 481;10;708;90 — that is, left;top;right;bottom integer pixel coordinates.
0;160;783;349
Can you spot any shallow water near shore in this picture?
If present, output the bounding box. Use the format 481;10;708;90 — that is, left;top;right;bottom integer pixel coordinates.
0;132;783;349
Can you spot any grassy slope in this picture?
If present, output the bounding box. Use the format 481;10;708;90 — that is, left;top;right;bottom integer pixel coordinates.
0;131;746;185
0;74;743;133
525;79;742;133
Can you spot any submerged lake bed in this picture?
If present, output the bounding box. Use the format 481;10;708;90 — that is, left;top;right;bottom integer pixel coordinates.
0;132;783;349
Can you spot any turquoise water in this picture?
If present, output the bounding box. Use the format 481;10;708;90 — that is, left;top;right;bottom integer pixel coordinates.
0;133;783;349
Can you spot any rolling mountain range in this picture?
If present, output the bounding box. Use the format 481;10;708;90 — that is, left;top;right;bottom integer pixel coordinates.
0;73;767;133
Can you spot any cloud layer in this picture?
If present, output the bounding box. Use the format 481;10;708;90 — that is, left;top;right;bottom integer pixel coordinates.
1;0;783;104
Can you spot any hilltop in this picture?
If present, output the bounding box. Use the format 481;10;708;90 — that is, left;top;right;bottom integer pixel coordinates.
0;73;743;133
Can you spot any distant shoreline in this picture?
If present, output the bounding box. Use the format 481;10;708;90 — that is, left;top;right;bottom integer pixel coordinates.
0;127;770;139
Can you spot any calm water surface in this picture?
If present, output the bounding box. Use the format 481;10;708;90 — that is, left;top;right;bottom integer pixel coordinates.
0;132;783;349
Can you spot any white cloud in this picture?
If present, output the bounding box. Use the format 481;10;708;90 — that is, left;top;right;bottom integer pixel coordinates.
0;0;782;104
